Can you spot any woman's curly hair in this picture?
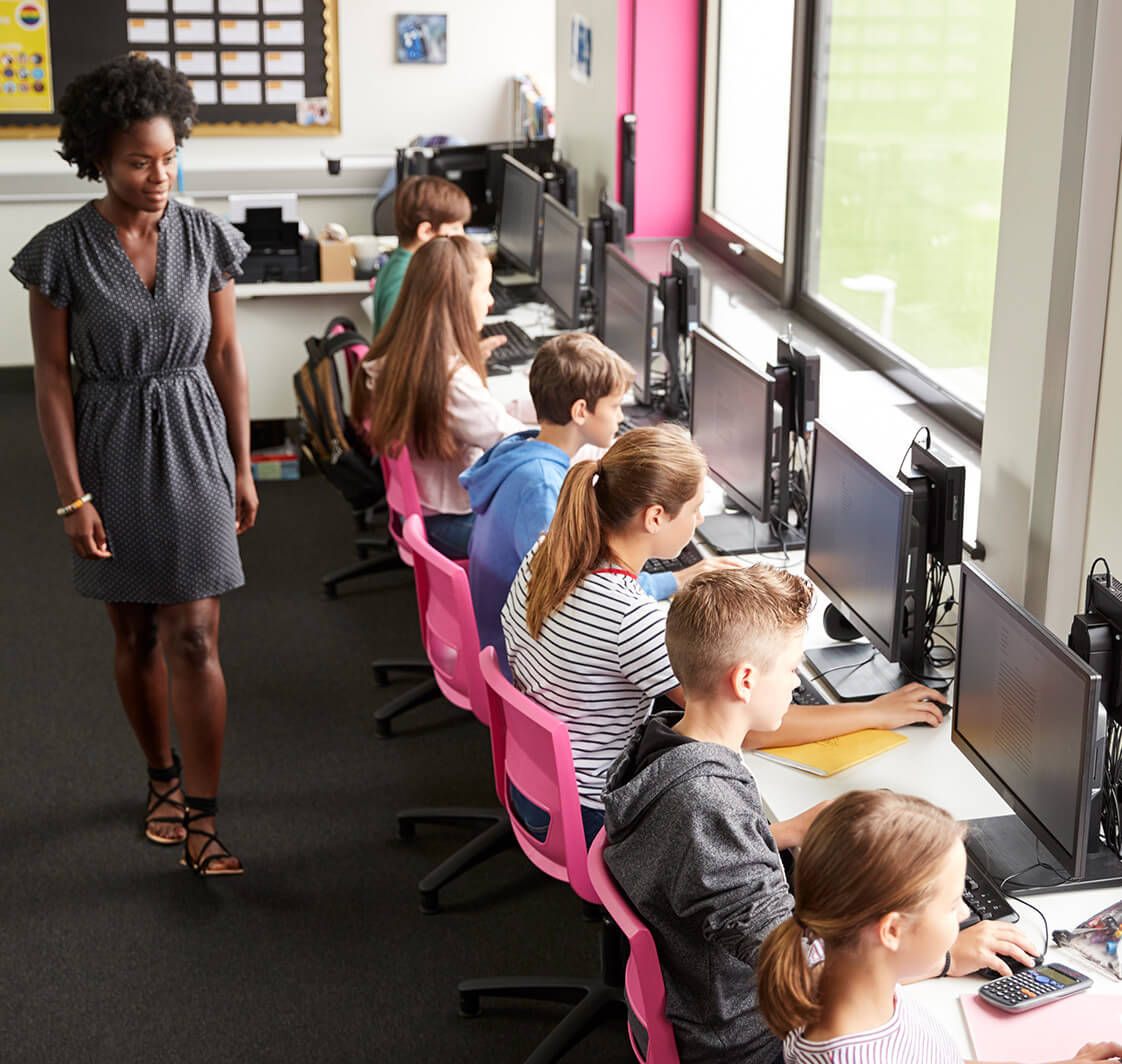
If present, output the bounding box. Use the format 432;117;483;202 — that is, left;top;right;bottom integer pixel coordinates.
58;55;197;182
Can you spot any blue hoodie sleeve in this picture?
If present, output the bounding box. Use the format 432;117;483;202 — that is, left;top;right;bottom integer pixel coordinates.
512;479;562;560
638;570;677;601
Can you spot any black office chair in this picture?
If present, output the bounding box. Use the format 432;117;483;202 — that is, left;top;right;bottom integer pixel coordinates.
373;188;396;235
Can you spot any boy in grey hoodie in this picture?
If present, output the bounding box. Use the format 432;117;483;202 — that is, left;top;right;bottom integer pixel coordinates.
602;567;1041;1063
602;566;822;1064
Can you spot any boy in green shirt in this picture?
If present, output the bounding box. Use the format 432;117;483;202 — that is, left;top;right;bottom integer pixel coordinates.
373;175;472;335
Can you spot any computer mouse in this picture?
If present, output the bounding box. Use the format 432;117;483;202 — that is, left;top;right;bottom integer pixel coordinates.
977;954;1040;980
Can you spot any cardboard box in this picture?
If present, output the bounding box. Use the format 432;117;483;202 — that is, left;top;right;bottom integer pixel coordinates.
319;239;355;282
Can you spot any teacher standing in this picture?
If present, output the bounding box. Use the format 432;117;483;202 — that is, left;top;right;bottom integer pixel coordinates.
12;55;256;876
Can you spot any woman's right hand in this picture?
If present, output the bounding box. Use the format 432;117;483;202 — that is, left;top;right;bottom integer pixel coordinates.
63;503;110;559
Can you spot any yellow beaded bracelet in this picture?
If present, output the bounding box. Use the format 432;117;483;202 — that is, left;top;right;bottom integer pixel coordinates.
56;492;92;517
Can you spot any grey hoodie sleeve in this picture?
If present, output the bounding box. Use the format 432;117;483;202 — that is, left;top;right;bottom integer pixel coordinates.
668;778;794;967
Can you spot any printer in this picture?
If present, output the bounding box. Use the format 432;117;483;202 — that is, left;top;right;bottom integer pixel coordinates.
229;193;319;283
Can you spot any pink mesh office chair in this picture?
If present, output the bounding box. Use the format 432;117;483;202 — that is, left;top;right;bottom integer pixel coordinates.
457;647;626;1063
587;830;681;1064
394;515;513;912
371;443;466;736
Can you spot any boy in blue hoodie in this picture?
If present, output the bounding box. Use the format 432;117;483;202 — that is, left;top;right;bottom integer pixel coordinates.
461;333;690;670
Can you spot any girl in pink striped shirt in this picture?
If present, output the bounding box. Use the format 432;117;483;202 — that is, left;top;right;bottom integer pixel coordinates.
756;791;1121;1064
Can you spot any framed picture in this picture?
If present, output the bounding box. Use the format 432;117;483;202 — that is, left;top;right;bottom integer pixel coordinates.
395;14;447;64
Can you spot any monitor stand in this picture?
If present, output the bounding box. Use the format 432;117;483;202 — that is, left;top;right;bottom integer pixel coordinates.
803;642;951;702
494;270;537;288
965;815;1122;895
697;513;785;555
620;403;664;429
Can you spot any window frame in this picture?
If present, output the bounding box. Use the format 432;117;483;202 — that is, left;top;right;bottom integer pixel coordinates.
694;0;990;444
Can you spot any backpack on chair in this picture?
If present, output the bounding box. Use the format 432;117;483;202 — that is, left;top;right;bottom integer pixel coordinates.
294;316;385;511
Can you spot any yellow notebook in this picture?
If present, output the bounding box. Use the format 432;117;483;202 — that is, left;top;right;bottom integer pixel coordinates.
753;729;908;776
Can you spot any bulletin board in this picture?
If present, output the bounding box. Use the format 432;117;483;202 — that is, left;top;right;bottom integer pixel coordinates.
0;0;340;138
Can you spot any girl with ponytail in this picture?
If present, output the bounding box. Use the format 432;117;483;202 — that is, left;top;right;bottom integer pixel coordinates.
757;790;1122;1064
500;424;737;844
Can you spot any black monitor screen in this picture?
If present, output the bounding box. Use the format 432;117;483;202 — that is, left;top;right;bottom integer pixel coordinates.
602;245;653;406
953;563;1100;871
540;195;582;329
805;422;912;658
497;155;544;275
691;329;774;522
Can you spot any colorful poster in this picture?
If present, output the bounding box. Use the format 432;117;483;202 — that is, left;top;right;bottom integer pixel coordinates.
0;0;54;113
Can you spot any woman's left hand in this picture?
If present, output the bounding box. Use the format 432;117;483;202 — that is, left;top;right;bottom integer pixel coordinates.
235;471;259;534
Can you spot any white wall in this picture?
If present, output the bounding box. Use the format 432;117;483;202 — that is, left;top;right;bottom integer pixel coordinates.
0;0;556;176
1083;156;1122;582
553;0;619;220
1;0;557;368
976;0;1113;632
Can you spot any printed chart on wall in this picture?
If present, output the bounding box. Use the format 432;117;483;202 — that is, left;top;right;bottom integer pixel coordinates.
0;1;54;114
0;0;339;137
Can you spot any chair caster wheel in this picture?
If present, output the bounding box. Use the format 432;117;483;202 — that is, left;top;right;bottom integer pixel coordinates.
397;819;415;842
375;717;392;738
458;991;481;1018
323;583;338;600
420;890;440;915
373;666;389;686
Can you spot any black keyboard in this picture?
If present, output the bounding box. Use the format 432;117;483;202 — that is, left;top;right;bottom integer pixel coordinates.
960;853;1019;929
490;283;537;315
642;540;703;575
792;682;828;706
485;360;512;377
482;320;539;365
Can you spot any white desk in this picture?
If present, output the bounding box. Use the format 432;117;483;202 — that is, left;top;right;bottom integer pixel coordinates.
740;579;1122;1055
234;279;372;421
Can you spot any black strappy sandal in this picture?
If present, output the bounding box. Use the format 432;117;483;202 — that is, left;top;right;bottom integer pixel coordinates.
180;796;244;877
145;752;186;845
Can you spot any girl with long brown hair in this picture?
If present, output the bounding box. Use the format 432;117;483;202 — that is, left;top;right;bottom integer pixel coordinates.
757;791;1121;1064
357;234;522;557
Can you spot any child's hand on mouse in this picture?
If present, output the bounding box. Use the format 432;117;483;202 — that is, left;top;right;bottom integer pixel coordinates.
674;556;745;587
948;919;1039;978
861;682;948;729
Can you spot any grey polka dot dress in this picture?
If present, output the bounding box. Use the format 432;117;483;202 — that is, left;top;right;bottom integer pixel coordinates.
11;199;251;604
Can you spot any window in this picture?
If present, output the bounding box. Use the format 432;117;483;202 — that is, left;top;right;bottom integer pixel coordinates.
803;0;1015;415
696;0;1017;435
711;1;795;261
699;2;799;293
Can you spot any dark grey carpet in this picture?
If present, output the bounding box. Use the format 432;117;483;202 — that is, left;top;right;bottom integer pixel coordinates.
0;379;631;1064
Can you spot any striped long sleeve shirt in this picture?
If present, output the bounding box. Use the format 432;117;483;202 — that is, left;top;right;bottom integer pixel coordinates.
501;545;679;810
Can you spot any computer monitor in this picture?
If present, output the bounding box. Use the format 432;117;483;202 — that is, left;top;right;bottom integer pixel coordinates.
954;562;1122;892
539;195;583;329
496;155;545;277
485;140;555;214
803;421;934;700
396;138;556;229
690;329;787;554
601;244;656;407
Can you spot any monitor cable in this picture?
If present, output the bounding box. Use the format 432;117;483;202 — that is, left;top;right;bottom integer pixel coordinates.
1103;718;1121;857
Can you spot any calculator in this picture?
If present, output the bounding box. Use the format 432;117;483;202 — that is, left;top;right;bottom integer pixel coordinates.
978;961;1092;1012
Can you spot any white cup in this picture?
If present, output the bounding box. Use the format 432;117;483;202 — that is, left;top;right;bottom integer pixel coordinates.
350;234;381;273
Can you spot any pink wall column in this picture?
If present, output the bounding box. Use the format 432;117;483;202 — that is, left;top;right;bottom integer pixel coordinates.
616;0;700;238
